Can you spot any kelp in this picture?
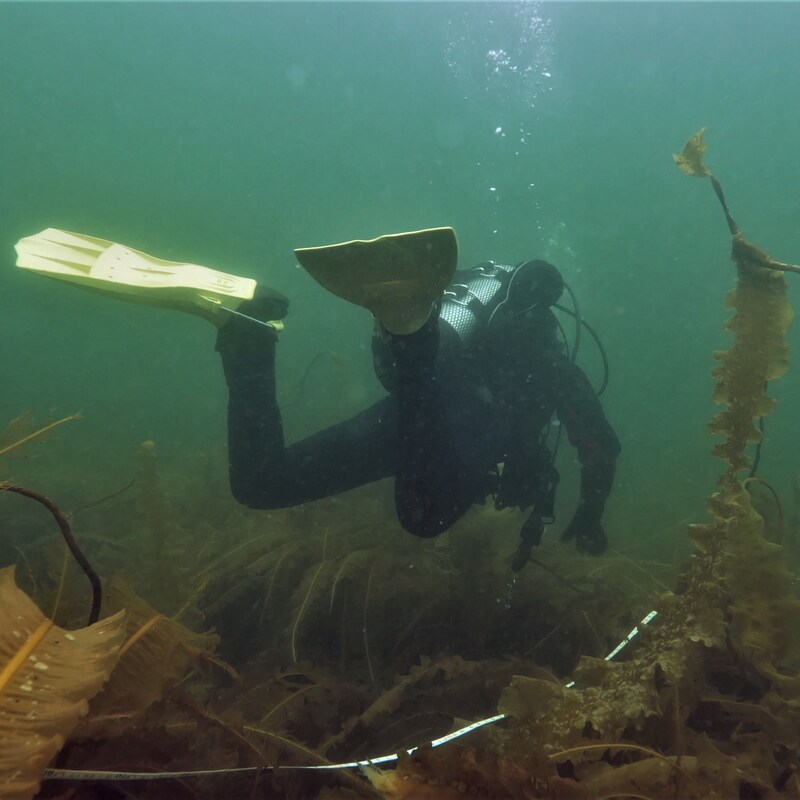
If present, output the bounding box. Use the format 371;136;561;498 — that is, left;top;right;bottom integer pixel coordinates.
1;414;102;625
680;130;800;699
4;478;643;797
0;567;124;800
1;484;102;625
0;412;79;465
78;577;220;738
135;440;169;559
197;503;631;687
0;467;654;796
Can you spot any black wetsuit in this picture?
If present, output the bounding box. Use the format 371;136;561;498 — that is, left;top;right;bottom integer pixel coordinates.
216;273;620;544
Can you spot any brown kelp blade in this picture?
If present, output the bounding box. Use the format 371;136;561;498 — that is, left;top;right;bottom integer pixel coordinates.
0;567;125;800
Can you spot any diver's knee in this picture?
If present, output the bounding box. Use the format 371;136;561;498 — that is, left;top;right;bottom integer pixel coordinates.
396;504;453;539
230;480;285;511
400;517;449;539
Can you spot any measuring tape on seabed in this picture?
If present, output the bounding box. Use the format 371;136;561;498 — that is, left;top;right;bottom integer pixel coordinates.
42;609;658;783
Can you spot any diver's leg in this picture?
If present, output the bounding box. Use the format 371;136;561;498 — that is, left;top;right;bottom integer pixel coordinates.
216;302;397;509
384;316;497;537
292;226;480;535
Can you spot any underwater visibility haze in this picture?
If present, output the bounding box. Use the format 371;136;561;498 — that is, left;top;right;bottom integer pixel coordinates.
1;2;800;798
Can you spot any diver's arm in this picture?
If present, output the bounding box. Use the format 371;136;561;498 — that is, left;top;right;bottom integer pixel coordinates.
547;354;620;553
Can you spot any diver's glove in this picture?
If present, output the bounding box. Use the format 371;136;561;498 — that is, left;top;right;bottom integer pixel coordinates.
561;505;607;556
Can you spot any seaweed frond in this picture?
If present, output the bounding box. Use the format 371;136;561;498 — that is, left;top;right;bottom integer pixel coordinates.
0;566;124;799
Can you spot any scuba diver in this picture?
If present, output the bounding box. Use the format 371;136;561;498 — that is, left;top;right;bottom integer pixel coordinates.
14;226;620;571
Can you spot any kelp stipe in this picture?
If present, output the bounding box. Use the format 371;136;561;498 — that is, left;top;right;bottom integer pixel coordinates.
1;413;102;625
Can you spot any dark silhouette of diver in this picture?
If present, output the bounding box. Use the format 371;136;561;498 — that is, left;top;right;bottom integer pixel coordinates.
215;228;620;571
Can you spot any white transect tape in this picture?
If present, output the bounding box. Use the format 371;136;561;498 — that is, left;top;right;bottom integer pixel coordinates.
41;715;509;782
564;608;659;689
605;610;658;661
42;611;658;782
42;767;262;781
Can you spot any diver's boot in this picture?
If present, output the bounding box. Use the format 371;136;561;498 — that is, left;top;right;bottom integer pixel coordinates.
14;228;284;328
215;287;289;509
294;227;458;335
215;286;290;353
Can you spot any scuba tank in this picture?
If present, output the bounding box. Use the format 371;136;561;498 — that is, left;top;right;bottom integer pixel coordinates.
440;258;563;342
372;258;564;392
